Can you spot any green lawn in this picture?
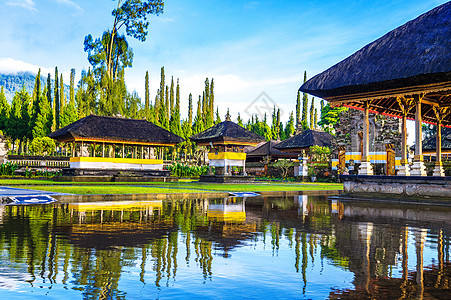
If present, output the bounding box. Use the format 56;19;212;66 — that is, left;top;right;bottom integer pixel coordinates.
0;178;343;195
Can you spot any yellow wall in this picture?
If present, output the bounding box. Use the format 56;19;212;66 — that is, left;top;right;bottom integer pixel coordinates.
208;152;246;160
70;157;163;165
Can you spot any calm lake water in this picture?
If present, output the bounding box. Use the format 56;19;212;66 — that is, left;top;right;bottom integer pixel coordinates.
0;193;450;299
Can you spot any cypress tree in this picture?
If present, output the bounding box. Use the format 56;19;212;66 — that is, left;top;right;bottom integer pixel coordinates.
285;112;295;138
209;78;214;116
60;74;65;110
271;106;277;139
276;108;281;138
145;71;150;119
31;68;41;133
188;93;193;125
70;68;75;105
193;96;205;134
320;99;325;124
237;113;243;127
296;91;301;126
47;74;52;127
215;107;221;124
170;76;174;115
314;108;318;130
159;67;165;108
165;85;169;122
54;67;60;130
32;86;52;138
309;97;315;129
302;71;308;122
154;91;160;125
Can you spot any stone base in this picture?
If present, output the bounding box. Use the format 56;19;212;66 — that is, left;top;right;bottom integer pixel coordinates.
340;175;451;203
199;175;255;183
410;161;427;176
397;164;410;176
433;165;445;177
54;175;177;182
61;168;170;177
358;161;373;175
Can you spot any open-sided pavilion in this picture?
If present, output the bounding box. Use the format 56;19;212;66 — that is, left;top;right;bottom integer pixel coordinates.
301;2;451;178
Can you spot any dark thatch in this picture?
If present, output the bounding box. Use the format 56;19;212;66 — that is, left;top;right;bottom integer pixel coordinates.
300;2;451;99
48;115;184;145
246;140;298;161
274;129;333;151
190;120;265;144
415;127;451;151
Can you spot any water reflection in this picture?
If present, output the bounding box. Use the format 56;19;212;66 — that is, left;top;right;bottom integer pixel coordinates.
0;195;450;299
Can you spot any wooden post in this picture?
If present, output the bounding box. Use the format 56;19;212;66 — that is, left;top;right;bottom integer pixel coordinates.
81;141;84;157
358;101;373;175
432;107;449;176
122;144;125;158
396;96;416;176
411;95;426;176
102;142;105;158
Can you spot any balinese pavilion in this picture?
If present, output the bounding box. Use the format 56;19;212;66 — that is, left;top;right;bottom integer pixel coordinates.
275;129;333;178
49;115;184;179
190;117;265;182
300;2;451;199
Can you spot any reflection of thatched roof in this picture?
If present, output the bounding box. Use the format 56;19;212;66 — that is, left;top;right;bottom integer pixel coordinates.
247;140;298;159
49;115;184;145
190;121;265;145
274;130;333;151
416;127;451;152
301;2;451;99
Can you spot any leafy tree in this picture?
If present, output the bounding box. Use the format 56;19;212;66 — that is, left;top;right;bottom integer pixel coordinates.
314;108;318;130
76;69;97;118
193;96;205;134
0;86;10;131
318;103;348;131
29;137;56;155
70;68;75;105
169;76;174;115
215;107;221;124
94;0;163;80
159;67;165;110
46;73;53;129
170;79;181;135
279;121;286;140
272;159;296;178
7;86;31;151
32;86;52;138
188;93;193;125
125;91;142;119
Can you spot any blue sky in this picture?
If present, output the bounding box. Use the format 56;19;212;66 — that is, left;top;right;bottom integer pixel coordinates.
0;0;447;126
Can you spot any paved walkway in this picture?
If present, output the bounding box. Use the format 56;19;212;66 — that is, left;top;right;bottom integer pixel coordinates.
0;186;67;197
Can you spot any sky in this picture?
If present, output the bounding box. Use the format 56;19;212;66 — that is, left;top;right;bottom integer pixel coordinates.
0;0;448;135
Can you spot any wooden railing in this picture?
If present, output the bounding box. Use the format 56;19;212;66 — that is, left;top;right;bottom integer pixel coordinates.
6;155;70;168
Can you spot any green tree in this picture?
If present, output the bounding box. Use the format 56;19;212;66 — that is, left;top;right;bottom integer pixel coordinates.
54;67;60;130
46;73;53;130
85;0;163;81
193;96;205;134
70;68;75;106
302;71;308;122
309;97;314;129
145;70;150;119
7;86;31;151
296;91;301;126
237;113;243;127
314;108;318;130
30;68;42;134
170;79;181;135
0;86;10;132
188;93;193;125
318;103;348;133
169;76;174;115
285;112;295;138
215;107;221;124
32;85;53;138
29;137;56;155
159;67;165;110
76;69;97;118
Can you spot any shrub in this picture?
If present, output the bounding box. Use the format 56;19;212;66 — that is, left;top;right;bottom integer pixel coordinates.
0;162;19;176
168;162;213;177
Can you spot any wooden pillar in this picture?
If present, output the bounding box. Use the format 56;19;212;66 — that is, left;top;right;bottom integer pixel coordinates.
358;101;373;175
122;144;125;158
102;142;105;158
411;95;427;176
141;146;144;159
433;107;448;176
81;141;84;157
72;142;75;157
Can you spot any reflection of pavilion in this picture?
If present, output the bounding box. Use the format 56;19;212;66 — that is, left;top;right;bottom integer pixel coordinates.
207;197;246;222
329;200;451;299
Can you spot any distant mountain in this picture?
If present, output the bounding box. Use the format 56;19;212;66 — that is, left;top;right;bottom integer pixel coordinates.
0;72;69;101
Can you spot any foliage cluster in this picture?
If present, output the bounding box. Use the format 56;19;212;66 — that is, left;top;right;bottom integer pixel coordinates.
168;162;212;177
0;162;18;176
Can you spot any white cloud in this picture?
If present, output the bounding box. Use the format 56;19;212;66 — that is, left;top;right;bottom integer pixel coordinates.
0;57;73;83
55;0;82;11
6;0;36;10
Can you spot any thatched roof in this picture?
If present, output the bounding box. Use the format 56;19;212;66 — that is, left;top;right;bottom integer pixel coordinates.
301;2;451;98
274;129;333;151
416;127;451;152
48;115;184;145
190;121;265;145
300;2;451;126
246;140;298;158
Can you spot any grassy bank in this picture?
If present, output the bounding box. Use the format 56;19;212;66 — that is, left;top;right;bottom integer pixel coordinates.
0;179;343;195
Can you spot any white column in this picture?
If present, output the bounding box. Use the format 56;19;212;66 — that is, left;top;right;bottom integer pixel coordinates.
398;114;410;176
411;98;427;176
358;102;373;175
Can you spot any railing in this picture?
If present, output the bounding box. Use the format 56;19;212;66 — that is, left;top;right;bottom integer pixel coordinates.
5;155;70;168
